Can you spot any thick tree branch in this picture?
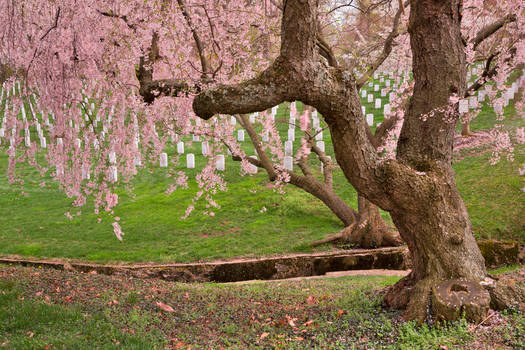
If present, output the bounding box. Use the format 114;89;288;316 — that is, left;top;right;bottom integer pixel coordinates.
193;60;292;119
194;0;394;210
471;14;517;50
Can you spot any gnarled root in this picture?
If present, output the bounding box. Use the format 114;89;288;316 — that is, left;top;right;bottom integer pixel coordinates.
310;219;403;249
384;268;525;323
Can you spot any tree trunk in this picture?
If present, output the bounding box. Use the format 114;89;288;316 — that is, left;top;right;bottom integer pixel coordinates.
342;196;401;248
461;120;474;137
384;172;487;321
383;0;491;322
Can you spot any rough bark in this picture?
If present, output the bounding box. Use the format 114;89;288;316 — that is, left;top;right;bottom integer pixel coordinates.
192;0;524;321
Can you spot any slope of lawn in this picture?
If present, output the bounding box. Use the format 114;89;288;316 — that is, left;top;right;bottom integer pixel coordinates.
0;76;523;264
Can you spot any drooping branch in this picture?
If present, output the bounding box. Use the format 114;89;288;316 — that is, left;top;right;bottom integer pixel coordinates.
27;7;61;74
466;46;517;95
357;1;408;89
471;14;517;50
176;0;211;79
236;114;277;181
466;52;498;94
97;9;138;31
40;7;61;40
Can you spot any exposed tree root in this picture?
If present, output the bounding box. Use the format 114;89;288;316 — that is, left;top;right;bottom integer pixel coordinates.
311;196;403;249
310;218;402;248
384;268;525;323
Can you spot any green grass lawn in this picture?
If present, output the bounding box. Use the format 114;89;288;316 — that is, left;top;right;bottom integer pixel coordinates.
0;75;523;264
0;264;523;349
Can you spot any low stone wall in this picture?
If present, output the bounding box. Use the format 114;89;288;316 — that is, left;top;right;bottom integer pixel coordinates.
0;241;521;283
0;247;410;283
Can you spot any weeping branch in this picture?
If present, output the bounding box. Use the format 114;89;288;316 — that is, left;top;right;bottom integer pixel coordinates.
97;10;138;31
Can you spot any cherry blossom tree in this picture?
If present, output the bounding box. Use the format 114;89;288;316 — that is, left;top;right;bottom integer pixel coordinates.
1;0;524;321
192;0;525;321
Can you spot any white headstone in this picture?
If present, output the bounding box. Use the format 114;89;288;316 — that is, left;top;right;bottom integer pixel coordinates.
134;157;142;166
201;141;208;155
361;106;366;115
315;130;323;141
177;141;185;154
249;114;255;123
57;138;63;146
25;135;31;147
316;141;325;153
160;152;168;167
262;131;269;142
82;167;90;180
21;104;26;121
458;99;469;114
230;116;236;125
40;137;46;148
367;94;374;103
374;84;379;92
187;153;195;168
283;156;293;171
313;117;320;129
366;114;374;126
0;128;4;138
288;128;295;141
248;156;258;173
381;88;387;97
56;164;64;176
384;104;391;116
237;129;244;141
477;90;485;102
109;151;116;164
216;155;225;171
110;166;118;182
192;134;200;142
469;96;477;109
375;98;382;109
361;90;367;98
285;140;293;156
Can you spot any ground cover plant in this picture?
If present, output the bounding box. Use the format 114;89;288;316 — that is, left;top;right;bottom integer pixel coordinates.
0;264;523;349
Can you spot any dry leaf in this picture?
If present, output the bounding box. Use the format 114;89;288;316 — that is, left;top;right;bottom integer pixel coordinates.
156;301;175;312
259;332;269;339
307;295;317;305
